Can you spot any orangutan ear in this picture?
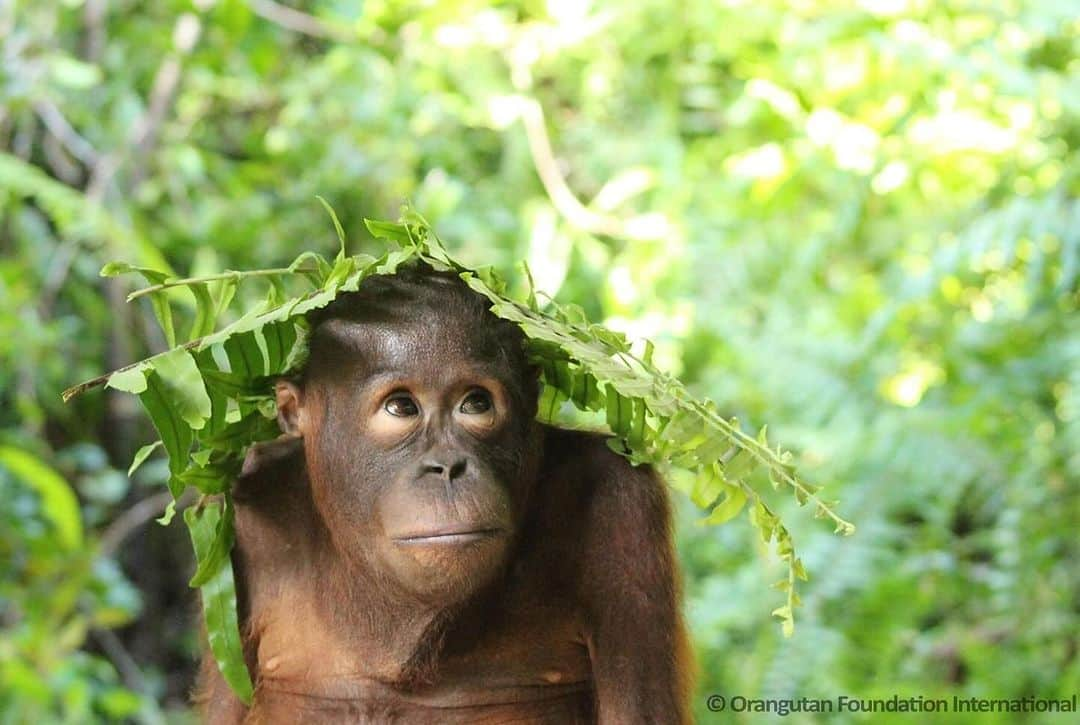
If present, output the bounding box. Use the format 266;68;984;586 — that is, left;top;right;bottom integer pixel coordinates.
274;380;307;437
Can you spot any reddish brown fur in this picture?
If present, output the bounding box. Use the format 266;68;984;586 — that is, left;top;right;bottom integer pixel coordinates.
194;269;693;724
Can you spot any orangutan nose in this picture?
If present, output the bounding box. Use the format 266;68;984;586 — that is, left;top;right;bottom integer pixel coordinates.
421;457;467;481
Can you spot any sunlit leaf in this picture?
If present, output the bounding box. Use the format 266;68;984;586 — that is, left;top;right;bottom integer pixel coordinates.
127;441;163;477
703;485;747;526
148;348;213;430
364;219;412;246
189;282;216;340
0;446;83;551
224;331;265;380
185;500;253;704
185;500;234;587
105;364;149;395
139;370;194;483
157;499;178;526
148;291;177;348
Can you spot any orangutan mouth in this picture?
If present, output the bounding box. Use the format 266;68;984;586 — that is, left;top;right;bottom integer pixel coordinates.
392;527;504;545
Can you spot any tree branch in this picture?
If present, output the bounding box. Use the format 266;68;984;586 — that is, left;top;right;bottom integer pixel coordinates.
519;97;662;241
86;13;202;200
247;0;351;42
83;0;107;63
61;335;204;402
34;99;99;165
42;13;203;316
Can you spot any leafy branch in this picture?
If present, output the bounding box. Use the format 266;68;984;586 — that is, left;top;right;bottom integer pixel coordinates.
63;201;854;701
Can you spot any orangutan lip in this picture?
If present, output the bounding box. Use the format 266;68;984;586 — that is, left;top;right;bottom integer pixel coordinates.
392;528;502;545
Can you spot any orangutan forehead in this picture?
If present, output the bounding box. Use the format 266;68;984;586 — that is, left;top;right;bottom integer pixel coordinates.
306;315;513;382
320;315;482;358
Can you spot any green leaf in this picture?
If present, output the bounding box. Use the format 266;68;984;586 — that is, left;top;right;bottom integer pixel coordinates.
628;398;648;449
703;485;747;526
537;384;566;423
771;605;791;620
364;219;413;246
750;500;780;544
110;263;178;347
324;254;356;290
260;320;298;375
199;367;263;398
213;275;239;318
265;275;287;308
557;303;588;326
521;260;538;311
193;349;232;437
0;446;83;551
185;500;253;704
139;370;194;477
792;557;808;581
605;384;633;437
224;331;266;380
103;262;169;286
375;248;416;275
408;209;453;266
100;261;136;277
288;250;332;286
166;475;186;501
179;459;241;495
189;282;217;340
722;448;755;483
156;499;177;526
149;348;213;430
542;359;574;397
316;195;347;259
148;291;177;348
689;465;726;509
184;500;235;587
570;371;602;411
128;441;163;476
201;412;279;452
772;604;795;637
468;265;508;296
105;364;149;394
589;325;630;353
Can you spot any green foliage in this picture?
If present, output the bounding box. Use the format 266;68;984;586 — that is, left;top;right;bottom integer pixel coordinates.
68;206;852;699
0;446;83;551
0;448;149;723
2;0;1078;720
183;502;249;703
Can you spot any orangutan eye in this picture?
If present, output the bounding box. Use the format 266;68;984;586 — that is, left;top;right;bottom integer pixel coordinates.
384;394;420;417
459;390;493;415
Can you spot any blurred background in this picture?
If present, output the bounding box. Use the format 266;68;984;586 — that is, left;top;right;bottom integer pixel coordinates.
2;0;1078;722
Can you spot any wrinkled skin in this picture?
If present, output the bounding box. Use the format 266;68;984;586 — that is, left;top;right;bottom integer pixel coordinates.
195;267;693;724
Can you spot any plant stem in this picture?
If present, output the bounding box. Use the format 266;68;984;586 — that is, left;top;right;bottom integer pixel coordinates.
60;336;205;401
126;266;313;301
